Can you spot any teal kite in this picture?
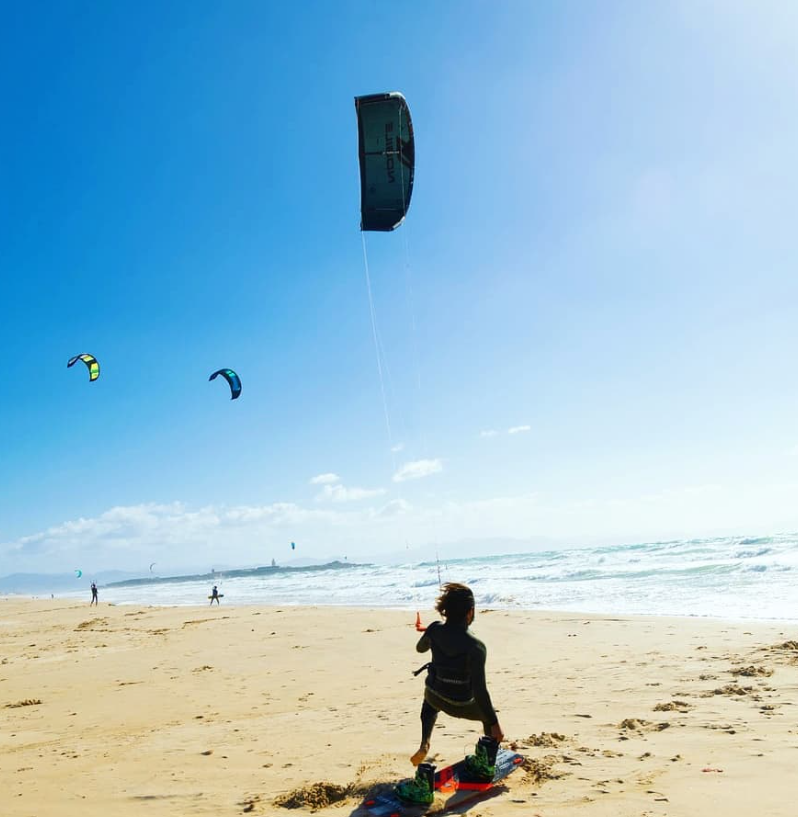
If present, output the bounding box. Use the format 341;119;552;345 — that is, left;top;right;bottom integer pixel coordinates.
209;369;242;400
355;92;415;231
74;569;82;578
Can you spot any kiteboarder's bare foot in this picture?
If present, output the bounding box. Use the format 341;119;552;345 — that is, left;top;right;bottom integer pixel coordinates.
411;742;430;766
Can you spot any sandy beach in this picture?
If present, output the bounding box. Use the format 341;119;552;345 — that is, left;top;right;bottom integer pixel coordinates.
1;599;796;817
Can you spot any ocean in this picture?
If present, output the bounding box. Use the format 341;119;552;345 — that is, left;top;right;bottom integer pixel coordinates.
60;533;798;621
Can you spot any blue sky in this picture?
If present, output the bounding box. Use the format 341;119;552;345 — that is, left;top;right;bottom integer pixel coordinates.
2;1;798;574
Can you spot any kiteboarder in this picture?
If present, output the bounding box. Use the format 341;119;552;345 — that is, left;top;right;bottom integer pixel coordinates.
209;585;220;605
396;582;504;805
90;582;98;606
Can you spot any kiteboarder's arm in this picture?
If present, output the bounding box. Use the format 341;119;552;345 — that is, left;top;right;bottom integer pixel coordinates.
469;641;498;727
416;620;439;652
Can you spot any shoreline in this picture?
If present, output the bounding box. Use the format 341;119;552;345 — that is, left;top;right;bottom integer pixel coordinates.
4;593;798;626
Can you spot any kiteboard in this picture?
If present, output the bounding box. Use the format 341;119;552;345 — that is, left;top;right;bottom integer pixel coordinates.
207;594;224;599
355;748;524;817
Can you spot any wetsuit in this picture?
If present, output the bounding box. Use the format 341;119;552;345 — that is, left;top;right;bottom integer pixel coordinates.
416;619;497;744
90;584;98;606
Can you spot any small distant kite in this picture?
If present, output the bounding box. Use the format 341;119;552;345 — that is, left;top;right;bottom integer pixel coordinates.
291;542;296;551
149;562;157;574
209;369;241;400
74;569;82;578
67;354;100;381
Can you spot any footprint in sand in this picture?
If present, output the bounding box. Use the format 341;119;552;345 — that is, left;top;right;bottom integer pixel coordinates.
273;782;350;810
772;640;798;650
239;795;260;813
730;665;773;678
517;732;568;748
653;701;692;713
618;719;670;733
704;684;757;698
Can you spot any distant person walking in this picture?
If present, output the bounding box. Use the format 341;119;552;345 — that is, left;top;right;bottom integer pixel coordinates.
90;582;98;606
209;585;221;605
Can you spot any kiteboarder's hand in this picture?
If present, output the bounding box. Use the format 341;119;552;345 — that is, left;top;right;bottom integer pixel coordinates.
490;723;504;743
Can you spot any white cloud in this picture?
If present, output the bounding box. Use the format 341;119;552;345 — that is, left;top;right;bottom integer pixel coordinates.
786;444;798;457
481;426;530;437
310;473;340;485
393;458;443;483
0;499;389;573
316;484;386;503
377;498;412;517
391;443;405;453
5;477;798;575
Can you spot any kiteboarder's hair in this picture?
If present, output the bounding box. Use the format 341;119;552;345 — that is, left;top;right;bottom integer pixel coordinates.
435;583;475;623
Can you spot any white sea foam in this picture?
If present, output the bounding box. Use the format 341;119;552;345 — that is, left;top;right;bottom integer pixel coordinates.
58;533;798;621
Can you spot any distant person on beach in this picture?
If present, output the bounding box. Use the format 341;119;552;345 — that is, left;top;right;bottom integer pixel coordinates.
209;585;220;605
396;582;504;805
90;582;98;606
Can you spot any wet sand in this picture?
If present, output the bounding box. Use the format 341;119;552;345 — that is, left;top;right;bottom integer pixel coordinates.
1;598;796;816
